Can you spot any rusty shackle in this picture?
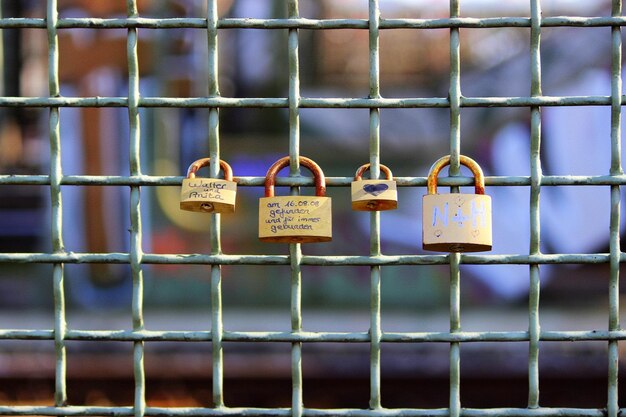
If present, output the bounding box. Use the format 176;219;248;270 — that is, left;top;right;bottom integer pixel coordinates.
427;155;485;195
186;158;233;181
354;163;393;181
264;156;326;198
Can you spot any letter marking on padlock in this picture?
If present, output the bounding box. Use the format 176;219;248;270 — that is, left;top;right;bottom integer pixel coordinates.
422;155;492;252
432;202;449;227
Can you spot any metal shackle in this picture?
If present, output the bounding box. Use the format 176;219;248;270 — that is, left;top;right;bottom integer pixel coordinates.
186;158;233;181
264;156;326;198
427;155;485;195
354;163;393;181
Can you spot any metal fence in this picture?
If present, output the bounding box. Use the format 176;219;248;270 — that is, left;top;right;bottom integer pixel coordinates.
0;0;624;416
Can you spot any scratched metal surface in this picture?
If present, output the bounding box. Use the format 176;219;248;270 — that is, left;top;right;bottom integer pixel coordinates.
0;0;623;417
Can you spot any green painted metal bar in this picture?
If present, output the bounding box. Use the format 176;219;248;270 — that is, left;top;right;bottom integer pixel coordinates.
8;328;626;343
0;405;619;417
9;15;626;30
448;252;461;417
607;1;623;416
528;0;543;409
0;252;622;266
290;242;304;417
287;1;304;416
368;0;382;408
448;1;462;416
46;0;67;408
287;1;301;172
126;2;146;417
209;147;225;410
448;0;461;174
9;173;626;188
368;0;383;410
1;95;626;109
206;0;225;408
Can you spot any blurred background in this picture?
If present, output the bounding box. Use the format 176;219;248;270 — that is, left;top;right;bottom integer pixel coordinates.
0;0;623;409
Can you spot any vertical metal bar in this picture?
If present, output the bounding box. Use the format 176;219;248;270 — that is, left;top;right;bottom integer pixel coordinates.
449;252;461;417
528;0;542;409
287;2;303;417
207;0;225;408
127;2;145;417
448;1;462;416
608;1;622;416
47;0;66;408
288;0;301;174
449;0;461;176
368;0;382;410
290;242;303;417
210;257;224;409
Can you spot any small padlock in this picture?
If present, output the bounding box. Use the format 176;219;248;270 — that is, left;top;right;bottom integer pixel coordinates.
351;163;398;211
422;155;492;252
180;158;237;213
259;156;332;243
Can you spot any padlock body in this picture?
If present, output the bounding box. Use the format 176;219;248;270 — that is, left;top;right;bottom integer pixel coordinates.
422;193;492;252
180;178;237;213
351;179;398;211
259;196;332;243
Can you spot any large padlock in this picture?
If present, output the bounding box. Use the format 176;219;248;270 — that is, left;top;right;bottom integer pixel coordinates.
259;156;332;243
351;163;398;211
422;155;492;252
180;158;237;213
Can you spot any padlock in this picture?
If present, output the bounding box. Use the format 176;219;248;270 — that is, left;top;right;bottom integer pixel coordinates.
422;155;492;252
180;158;237;213
259;156;332;243
351;163;398;211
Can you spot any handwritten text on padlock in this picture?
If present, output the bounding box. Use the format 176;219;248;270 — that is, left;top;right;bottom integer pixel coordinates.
259;196;331;239
180;178;237;213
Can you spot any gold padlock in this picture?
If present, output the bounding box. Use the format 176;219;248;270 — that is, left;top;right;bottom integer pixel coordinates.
180;158;237;213
259;156;332;243
351;163;398;211
422;155;492;252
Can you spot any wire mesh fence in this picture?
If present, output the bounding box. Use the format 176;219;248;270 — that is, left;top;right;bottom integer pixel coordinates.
0;0;623;416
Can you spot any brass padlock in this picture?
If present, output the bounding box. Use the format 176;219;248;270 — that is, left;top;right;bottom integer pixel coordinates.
422;155;492;252
180;158;237;213
259;156;332;243
351;163;398;211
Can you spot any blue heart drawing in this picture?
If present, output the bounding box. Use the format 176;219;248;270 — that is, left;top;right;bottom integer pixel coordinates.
363;183;389;196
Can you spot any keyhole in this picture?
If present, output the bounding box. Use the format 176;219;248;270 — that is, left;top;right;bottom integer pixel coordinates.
200;202;215;212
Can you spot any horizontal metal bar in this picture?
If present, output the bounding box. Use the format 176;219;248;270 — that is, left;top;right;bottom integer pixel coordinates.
2;175;626;187
0;97;128;107
302;96;615;108
0;253;614;265
384;330;626;343
461;410;606;417
1;16;626;30
0;96;620;109
302;254;612;266
1;329;623;343
386;16;626;29
0;405;610;417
